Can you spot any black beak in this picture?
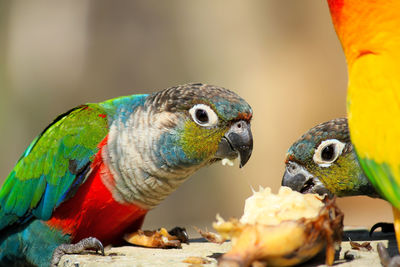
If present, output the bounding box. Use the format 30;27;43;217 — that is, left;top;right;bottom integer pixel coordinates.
282;161;331;196
282;163;308;192
215;120;253;168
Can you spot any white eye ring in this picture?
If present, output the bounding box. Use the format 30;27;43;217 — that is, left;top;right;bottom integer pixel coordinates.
189;104;219;127
313;139;345;167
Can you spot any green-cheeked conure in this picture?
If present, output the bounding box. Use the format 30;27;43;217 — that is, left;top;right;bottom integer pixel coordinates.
282;118;379;198
0;83;253;267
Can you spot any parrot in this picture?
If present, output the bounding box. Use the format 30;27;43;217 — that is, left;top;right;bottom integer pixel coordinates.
282;118;379;198
282;118;400;236
0;83;253;267
327;0;400;264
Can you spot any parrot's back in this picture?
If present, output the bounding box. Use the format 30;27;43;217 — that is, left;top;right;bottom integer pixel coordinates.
0;95;153;266
0;105;109;230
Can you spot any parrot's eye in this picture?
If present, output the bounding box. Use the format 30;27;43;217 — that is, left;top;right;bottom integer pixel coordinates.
313;139;345;167
321;145;334;161
195;109;208;123
189;104;218;127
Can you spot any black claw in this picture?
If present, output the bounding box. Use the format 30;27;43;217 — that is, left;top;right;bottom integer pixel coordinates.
370;222;395;236
50;237;104;266
168;226;189;244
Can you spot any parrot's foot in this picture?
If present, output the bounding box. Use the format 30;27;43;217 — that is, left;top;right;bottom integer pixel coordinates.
50;237;105;267
377;243;400;267
124;227;189;248
370;222;395;236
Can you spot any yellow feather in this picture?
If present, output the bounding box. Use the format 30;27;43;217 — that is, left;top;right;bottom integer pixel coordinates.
328;0;400;253
348;52;400;168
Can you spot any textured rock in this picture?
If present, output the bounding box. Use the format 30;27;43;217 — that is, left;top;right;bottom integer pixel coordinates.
59;239;230;267
59;230;395;267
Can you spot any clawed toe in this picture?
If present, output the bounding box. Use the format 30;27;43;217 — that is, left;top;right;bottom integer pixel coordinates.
51;237;104;266
377;243;400;267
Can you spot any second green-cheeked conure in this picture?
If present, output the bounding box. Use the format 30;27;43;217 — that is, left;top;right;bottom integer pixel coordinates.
282;118;379;198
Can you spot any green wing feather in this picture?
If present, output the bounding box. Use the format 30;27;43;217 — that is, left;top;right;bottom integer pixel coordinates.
0;104;109;230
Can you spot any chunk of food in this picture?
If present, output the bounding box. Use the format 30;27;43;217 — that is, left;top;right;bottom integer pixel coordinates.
182;256;212;264
194;226;226;244
214;187;343;267
124;228;182;248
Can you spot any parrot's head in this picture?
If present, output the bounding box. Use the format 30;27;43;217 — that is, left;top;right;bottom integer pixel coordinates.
146;83;253;169
104;83;253;207
281;118;378;198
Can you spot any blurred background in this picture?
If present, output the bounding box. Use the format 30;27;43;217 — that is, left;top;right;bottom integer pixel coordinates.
0;0;392;234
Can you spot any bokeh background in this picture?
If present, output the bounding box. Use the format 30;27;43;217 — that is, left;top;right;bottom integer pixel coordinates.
0;0;392;234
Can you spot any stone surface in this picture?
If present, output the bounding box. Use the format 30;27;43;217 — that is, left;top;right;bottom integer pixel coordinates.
59;239;229;267
59;229;395;267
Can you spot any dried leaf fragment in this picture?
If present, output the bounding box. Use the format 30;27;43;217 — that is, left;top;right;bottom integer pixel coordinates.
350;240;373;251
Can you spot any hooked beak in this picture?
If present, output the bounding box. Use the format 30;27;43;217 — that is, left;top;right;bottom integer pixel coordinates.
282;161;332;197
215;120;253;168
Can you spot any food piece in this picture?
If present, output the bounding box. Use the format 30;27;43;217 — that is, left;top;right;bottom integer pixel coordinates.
124;228;181;248
214;186;344;266
222;158;235;166
194;226;226;244
240;186;324;225
183;256;212;264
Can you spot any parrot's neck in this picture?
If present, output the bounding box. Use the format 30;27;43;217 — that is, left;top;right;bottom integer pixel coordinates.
102;106;203;209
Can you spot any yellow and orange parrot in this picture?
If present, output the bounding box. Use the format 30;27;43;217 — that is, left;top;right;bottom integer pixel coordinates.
327;0;400;261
